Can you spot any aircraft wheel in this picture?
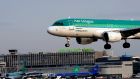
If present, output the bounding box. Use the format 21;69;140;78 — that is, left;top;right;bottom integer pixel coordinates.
123;42;130;48
65;43;70;47
104;43;111;49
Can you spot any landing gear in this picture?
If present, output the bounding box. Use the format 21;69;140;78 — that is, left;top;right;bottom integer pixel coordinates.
65;43;70;47
123;40;130;48
103;39;130;49
65;37;70;47
104;43;111;49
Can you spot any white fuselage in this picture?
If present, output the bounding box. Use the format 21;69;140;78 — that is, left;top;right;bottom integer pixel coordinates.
48;26;120;37
47;26;140;39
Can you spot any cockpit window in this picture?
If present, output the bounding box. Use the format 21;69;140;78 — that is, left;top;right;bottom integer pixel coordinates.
52;22;64;26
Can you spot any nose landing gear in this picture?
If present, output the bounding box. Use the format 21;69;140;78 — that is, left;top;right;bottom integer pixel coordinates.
65;43;70;47
65;37;70;47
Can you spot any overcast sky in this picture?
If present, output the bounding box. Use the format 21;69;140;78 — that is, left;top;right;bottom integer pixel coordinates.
0;0;140;56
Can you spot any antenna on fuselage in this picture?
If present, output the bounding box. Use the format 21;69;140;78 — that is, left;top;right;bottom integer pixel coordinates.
130;18;134;21
68;16;71;18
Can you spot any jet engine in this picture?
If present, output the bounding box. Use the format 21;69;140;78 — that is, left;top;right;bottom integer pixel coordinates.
103;32;122;42
76;37;97;44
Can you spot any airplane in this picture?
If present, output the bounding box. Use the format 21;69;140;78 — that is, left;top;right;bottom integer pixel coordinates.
47;18;140;49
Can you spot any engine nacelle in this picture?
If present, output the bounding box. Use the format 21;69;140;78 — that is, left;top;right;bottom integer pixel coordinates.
76;37;97;44
103;32;122;42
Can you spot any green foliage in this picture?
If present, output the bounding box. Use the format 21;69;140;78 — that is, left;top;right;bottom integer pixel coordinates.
58;48;93;53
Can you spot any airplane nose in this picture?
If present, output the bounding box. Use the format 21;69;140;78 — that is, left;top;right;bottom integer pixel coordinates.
47;26;56;34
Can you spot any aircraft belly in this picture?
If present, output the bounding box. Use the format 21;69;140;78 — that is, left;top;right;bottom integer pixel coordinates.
88;28;106;38
60;29;76;37
75;28;93;37
90;28;121;38
74;28;110;37
75;32;92;37
134;33;140;38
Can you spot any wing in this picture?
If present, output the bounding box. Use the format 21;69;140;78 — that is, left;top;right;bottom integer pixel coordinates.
120;28;140;38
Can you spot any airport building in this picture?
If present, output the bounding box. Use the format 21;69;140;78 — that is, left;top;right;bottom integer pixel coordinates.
1;49;140;78
132;56;140;76
0;49;107;73
96;56;133;78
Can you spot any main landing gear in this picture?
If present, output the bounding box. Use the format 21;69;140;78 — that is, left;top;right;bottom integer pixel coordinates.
104;39;130;49
65;37;70;47
104;43;111;49
123;40;130;48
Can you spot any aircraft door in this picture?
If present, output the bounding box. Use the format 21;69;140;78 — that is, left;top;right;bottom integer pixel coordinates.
67;20;76;36
69;26;76;36
68;20;74;30
69;26;74;30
